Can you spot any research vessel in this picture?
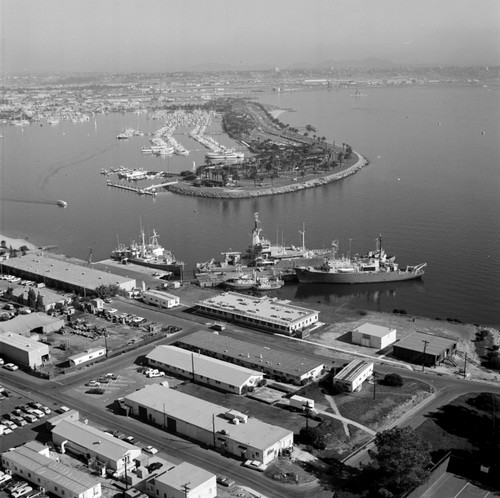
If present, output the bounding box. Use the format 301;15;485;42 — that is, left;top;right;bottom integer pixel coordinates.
111;228;184;276
294;236;426;284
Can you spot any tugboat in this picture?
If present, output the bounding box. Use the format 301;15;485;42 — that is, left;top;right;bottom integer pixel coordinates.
294;236;426;284
111;227;184;276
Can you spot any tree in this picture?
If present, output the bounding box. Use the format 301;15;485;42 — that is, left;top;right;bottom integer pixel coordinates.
363;427;432;497
27;287;37;309
383;373;404;387
35;293;45;311
94;284;121;299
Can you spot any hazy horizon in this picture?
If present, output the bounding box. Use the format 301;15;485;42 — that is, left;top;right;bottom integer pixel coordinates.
1;0;499;75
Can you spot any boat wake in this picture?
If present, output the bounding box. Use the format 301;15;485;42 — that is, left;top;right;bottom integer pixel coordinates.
0;197;58;206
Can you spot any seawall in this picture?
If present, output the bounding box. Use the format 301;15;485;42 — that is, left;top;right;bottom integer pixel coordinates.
165;151;369;199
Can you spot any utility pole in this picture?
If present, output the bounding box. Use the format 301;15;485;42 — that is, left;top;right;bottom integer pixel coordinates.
372;372;377;400
422;340;430;372
181;482;190;498
463;352;468;379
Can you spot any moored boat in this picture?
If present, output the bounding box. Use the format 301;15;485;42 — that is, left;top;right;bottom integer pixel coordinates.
294;236;426;284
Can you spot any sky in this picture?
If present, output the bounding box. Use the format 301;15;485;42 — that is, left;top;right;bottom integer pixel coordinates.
1;0;499;74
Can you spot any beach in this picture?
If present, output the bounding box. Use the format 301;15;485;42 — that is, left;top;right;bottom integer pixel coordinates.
0;233;39;252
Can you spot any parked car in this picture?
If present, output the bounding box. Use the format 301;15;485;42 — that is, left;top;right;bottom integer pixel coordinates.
12;485;33;498
216;475;235;487
11;416;27;427
143;445;158;455
86;380;100;387
28;401;43;409
147;462;163;472
0;473;13;485
123;436;135;445
32;409;45;418
40;405;51;415
57;406;70;413
4;363;18;371
0;358;4;365
243;460;267;472
22;413;37;423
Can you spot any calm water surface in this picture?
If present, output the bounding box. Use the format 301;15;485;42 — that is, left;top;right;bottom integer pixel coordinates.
1;86;499;327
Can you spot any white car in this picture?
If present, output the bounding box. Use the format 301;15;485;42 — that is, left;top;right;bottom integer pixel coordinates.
87;380;101;387
243;460;267;472
4;363;19;371
32;409;45;418
143;445;158;455
12;486;33;498
41;405;51;415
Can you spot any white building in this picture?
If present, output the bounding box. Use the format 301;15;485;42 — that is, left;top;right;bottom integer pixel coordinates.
68;347;106;367
333;360;374;392
1;441;102;498
124;384;293;464
146;345;264;395
351;323;397;349
142;289;180;309
145;462;216;498
51;419;141;475
0;332;50;368
195;291;319;335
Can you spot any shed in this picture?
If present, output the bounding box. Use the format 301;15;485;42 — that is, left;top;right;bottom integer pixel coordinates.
333;360;374;392
392;332;457;367
351;323;397;349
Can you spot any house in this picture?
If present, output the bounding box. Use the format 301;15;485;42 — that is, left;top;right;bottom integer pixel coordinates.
351;323;397;349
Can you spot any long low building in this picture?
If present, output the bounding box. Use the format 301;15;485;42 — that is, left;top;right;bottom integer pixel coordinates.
195;291;319;335
146;345;264;395
0;332;50;368
176;330;324;385
2;441;101;498
333;359;374;392
124;384;293;464
142;289;180;308
52;419;141;475
1;254;136;295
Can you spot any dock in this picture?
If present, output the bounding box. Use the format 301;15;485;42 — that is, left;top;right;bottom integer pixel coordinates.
143;180;178;191
106;181;157;196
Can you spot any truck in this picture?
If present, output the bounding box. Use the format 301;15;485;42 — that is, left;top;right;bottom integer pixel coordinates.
289;395;317;414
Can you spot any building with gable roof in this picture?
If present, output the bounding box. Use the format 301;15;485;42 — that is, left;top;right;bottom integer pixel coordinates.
146;345;264;395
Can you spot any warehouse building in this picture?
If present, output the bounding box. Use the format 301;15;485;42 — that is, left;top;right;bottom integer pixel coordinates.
351;323;397;349
1;441;101;498
333;360;374;392
146;345;264;395
0;281;71;311
142;289;180;308
392;332;457;367
52;419;141;475
1;254;136;295
0;332;50;368
176;330;324;385
0;313;64;336
195;291;319;335
145;462;216;498
124;384;293;465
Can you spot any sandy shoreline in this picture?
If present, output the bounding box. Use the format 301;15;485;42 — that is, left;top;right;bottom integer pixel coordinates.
0;233;39;252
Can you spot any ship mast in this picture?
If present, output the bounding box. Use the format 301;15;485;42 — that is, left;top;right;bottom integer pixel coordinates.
298;223;305;252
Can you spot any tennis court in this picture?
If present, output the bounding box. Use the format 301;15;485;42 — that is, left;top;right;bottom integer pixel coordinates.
421;472;491;497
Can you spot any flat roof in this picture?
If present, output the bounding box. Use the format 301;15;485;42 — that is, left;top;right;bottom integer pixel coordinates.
0;313;64;335
156;462;214;490
394;332;457;356
143;289;178;300
0;331;49;353
68;347;106;361
176;330;324;378
353;322;396;337
0;281;69;305
334;359;373;383
147;346;263;388
125;385;293;451
2;253;135;291
4;443;98;493
52;420;138;462
196;291;318;326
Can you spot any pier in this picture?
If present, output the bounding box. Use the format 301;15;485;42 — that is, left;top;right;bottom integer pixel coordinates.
142;180;178;191
106;181;157;196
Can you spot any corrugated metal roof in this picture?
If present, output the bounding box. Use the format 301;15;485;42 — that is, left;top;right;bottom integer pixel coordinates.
4;444;98;493
0;313;64;335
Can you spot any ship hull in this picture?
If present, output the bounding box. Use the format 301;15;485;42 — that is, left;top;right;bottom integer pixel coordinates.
295;267;425;284
125;258;183;276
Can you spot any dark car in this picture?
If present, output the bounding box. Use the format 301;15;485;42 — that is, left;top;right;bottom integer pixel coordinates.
216;475;235;487
147;462;163;473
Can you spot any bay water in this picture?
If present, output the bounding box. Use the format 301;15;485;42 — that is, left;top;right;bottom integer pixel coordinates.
1;85;499;327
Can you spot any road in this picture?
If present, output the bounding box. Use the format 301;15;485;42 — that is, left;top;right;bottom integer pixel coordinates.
2;296;500;497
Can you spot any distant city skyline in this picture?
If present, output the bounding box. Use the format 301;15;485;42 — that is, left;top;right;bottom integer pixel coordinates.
1;0;499;74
